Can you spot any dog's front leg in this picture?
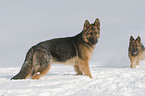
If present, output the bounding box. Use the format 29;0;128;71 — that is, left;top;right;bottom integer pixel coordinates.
130;59;137;68
130;63;136;68
78;59;92;79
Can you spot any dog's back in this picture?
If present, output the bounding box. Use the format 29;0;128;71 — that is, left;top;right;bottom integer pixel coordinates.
36;37;77;62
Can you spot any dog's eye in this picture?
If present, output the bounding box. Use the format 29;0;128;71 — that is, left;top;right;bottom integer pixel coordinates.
95;32;98;34
88;33;92;35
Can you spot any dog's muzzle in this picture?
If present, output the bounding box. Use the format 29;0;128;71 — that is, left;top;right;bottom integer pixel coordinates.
89;37;98;45
131;50;138;56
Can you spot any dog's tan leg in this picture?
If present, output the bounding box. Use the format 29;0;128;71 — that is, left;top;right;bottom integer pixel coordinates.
31;64;51;80
25;73;32;79
130;61;136;68
136;60;140;66
130;57;137;68
130;63;136;68
74;65;83;75
78;60;92;79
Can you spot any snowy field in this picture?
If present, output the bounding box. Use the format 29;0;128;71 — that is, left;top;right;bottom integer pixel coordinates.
1;62;145;96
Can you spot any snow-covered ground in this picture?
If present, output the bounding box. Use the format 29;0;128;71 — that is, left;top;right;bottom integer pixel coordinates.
1;62;145;96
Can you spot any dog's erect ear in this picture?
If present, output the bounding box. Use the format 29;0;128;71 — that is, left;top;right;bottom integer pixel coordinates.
94;18;100;29
84;20;90;30
130;36;134;42
136;36;141;42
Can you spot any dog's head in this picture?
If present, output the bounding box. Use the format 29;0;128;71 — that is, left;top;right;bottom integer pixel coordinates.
82;18;100;45
129;36;141;56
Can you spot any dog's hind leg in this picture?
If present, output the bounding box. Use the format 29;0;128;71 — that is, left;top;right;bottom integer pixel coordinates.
74;65;83;75
31;64;51;80
31;48;52;80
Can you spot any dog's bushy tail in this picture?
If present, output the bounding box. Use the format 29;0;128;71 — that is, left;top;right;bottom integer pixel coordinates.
11;47;34;80
10;63;32;80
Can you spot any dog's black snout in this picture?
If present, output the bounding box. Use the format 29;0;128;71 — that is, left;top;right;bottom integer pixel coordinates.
89;37;97;45
131;49;138;56
133;49;138;52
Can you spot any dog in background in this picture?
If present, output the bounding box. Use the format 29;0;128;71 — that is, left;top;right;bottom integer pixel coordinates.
128;36;145;68
11;18;100;80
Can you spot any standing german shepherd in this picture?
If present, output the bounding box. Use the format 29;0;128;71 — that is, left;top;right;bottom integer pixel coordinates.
128;36;145;68
11;18;100;80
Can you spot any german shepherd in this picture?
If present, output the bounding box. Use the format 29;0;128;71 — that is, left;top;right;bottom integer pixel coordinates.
128;36;145;68
11;18;100;80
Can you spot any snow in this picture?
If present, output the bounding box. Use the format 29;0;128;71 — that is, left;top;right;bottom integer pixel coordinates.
1;62;145;96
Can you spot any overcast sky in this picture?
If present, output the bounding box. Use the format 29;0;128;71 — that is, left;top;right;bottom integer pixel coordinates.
0;0;145;67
